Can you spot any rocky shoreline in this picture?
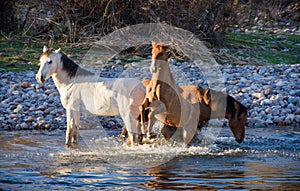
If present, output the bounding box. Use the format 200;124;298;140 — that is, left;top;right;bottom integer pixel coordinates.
0;61;299;131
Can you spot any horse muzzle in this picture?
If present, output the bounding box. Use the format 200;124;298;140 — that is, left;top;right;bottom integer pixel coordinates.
36;74;45;84
235;137;244;144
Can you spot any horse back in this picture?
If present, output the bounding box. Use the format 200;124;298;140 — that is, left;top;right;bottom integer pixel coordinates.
178;85;201;104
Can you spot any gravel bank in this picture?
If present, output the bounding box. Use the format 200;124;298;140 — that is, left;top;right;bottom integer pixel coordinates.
0;61;299;131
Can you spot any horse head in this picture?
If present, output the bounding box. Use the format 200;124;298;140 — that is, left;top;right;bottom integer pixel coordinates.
226;96;248;143
150;42;168;74
36;46;61;84
200;88;248;144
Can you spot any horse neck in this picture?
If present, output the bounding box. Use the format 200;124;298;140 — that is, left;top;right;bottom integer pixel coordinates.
152;64;177;87
52;68;74;91
208;90;227;119
51;54;96;91
52;67;96;91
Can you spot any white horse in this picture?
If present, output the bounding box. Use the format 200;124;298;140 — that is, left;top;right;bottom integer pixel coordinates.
36;46;146;146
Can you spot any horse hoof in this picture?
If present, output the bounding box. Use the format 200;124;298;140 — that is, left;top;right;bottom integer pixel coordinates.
118;135;126;141
147;133;157;140
123;137;131;146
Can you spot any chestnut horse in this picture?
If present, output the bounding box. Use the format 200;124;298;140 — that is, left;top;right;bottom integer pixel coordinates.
123;42;247;144
139;42;201;145
122;81;248;144
158;85;248;143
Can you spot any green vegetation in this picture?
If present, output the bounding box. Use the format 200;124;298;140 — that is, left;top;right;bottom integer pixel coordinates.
225;32;300;65
1;31;299;72
0;39;85;72
0;40;39;72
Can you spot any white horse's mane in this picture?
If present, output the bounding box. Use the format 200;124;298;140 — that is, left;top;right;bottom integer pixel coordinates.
59;52;94;78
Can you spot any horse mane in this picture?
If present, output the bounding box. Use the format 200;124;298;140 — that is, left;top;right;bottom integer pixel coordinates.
226;94;247;118
60;52;79;78
198;86;247;119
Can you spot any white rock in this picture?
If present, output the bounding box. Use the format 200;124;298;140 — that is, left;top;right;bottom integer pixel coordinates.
20;122;29;129
275;80;286;87
265;107;271;114
284;114;295;124
260;99;272;106
290;73;299;78
252;92;264;99
258;67;265;74
13;104;23;113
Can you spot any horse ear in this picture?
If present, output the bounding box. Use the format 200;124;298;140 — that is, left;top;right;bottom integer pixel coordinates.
55;48;61;53
203;89;211;105
152;41;156;47
157;44;163;49
43;46;48;53
234;102;240;111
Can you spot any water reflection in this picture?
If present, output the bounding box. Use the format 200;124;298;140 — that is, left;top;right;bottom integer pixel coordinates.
144;156;248;190
0;127;299;190
145;154;300;190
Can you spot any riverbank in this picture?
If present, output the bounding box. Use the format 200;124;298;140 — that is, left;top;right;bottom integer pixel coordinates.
0;61;299;131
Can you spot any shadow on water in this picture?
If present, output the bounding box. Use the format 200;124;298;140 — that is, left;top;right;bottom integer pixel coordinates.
0;126;299;190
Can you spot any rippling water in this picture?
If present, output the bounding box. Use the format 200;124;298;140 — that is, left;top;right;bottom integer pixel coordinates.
0;126;299;190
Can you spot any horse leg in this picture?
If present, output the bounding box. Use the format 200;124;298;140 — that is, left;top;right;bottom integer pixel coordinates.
71;111;80;144
146;100;167;139
118;126;128;141
155;84;161;100
65;119;71;145
147;111;156;139
124;136;131;146
65;109;73;145
121;113;141;146
137;121;143;144
139;98;149;134
132;119;144;145
66;109;79;145
126;132;138;146
161;125;177;140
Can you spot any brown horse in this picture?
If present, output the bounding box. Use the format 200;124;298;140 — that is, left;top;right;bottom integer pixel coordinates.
137;42;200;145
159;86;248;143
123;42;248;144
121;81;248;144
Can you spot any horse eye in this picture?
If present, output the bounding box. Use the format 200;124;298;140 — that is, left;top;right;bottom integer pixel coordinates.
48;60;52;64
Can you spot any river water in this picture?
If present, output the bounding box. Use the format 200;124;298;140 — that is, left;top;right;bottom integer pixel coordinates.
0;126;299;190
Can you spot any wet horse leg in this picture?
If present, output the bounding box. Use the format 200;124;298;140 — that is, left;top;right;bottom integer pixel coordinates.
142;83;162;139
65;109;80;145
139;97;150;134
146;100;166;139
138;83;158;137
72;111;80;144
122;111;143;146
65;109;72;145
146;111;157;139
118;125;128;141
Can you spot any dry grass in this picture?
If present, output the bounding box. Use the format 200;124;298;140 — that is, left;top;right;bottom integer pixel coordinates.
3;0;297;45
